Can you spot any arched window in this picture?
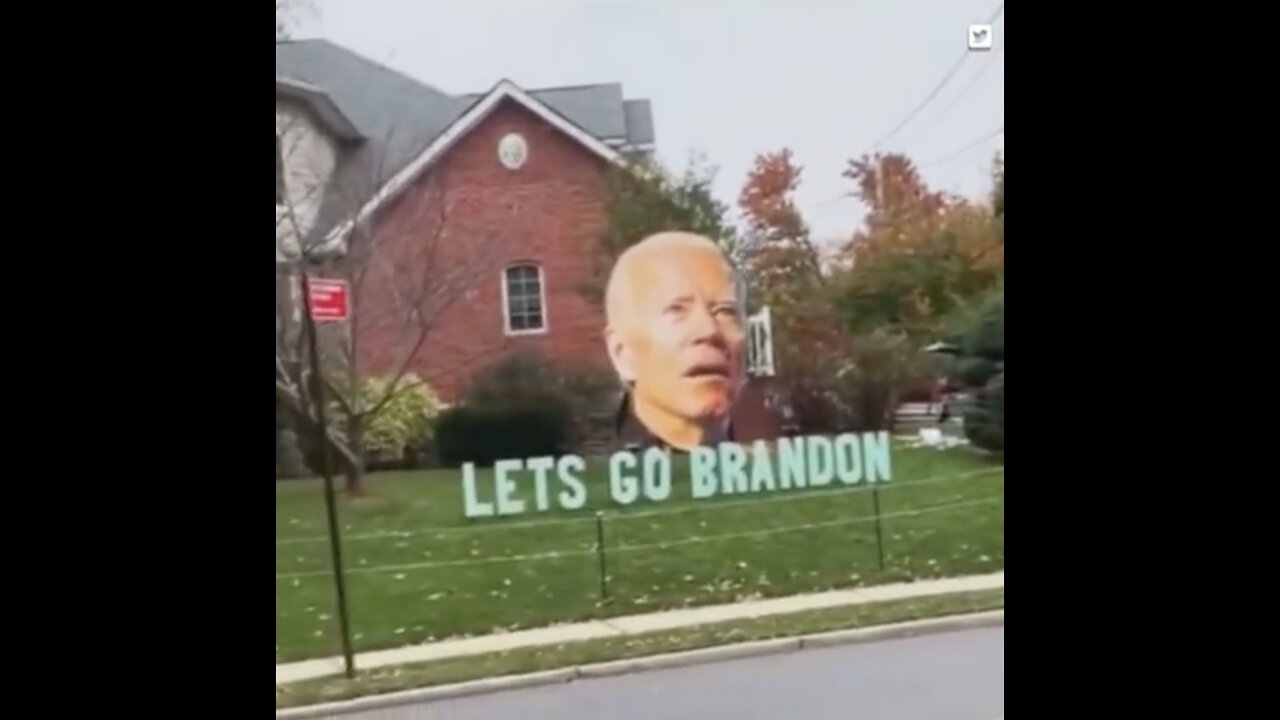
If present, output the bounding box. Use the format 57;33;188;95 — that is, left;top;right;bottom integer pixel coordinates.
502;263;546;334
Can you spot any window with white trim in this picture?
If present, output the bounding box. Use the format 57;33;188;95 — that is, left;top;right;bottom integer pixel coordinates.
746;306;776;377
503;264;546;333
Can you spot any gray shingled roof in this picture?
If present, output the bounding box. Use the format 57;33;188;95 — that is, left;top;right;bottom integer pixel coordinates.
277;40;654;178
275;76;364;143
623;99;655;146
459;84;634;143
276;39;469;188
275;39;655;242
455;85;652;148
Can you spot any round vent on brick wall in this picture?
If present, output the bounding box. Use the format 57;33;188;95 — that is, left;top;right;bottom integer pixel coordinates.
498;133;528;170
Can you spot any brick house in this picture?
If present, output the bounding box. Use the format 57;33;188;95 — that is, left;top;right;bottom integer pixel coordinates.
275;39;779;444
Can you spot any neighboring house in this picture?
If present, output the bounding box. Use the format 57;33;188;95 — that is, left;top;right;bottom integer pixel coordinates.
275;39;778;440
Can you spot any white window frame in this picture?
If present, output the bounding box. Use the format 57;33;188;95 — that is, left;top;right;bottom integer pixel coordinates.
746;306;776;377
501;263;548;336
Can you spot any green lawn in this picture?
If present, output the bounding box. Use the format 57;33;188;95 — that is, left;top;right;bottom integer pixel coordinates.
277;588;1004;708
276;444;1003;663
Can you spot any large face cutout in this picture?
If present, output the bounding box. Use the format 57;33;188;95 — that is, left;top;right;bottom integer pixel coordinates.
608;247;745;423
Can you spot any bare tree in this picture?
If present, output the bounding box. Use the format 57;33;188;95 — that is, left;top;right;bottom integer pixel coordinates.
274;112;527;494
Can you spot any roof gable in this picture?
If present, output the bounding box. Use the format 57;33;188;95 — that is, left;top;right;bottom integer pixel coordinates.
325;79;626;244
275;39;657;250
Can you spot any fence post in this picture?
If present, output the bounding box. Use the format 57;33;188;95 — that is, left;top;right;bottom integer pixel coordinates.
595;511;610;602
871;485;886;572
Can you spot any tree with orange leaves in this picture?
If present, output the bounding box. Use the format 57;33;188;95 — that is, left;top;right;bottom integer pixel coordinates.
737;149;825;309
835;151;1003;339
737;150;875;431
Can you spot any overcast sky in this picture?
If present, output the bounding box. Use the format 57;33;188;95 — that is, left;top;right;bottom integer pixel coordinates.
294;0;1004;247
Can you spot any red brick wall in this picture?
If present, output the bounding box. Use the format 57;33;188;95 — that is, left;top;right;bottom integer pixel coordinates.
354;99;613;402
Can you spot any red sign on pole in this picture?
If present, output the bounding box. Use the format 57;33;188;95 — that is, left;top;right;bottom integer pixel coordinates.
307;278;349;322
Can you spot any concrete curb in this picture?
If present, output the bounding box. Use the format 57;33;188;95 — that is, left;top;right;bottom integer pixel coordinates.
276;609;1003;719
576;636;803;680
275;668;578;719
799;609;1004;649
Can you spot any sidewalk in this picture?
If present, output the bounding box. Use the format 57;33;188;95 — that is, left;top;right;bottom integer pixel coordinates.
276;570;1004;685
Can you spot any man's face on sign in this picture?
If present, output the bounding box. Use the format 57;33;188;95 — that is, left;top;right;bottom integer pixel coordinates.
612;246;746;422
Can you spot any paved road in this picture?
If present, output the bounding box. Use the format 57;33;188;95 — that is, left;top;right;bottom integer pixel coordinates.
331;626;1003;720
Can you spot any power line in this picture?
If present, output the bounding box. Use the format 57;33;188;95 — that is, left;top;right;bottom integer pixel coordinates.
899;34;1004;147
919;125;1004;167
874;1;1006;149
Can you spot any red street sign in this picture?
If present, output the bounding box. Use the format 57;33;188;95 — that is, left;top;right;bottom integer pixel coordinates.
307;278;349;322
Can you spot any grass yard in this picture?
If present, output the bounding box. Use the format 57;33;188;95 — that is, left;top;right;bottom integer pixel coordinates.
276;444;1004;663
277;588;1004;708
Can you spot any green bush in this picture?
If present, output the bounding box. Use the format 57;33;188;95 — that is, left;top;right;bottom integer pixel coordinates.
436;351;578;466
276;428;309;479
462;351;565;411
329;374;441;468
436;404;574;466
964;292;1003;362
558;364;623;444
964;371;1003;452
956;292;1003;453
277;398;314;478
954;357;998;388
358;374;440;462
